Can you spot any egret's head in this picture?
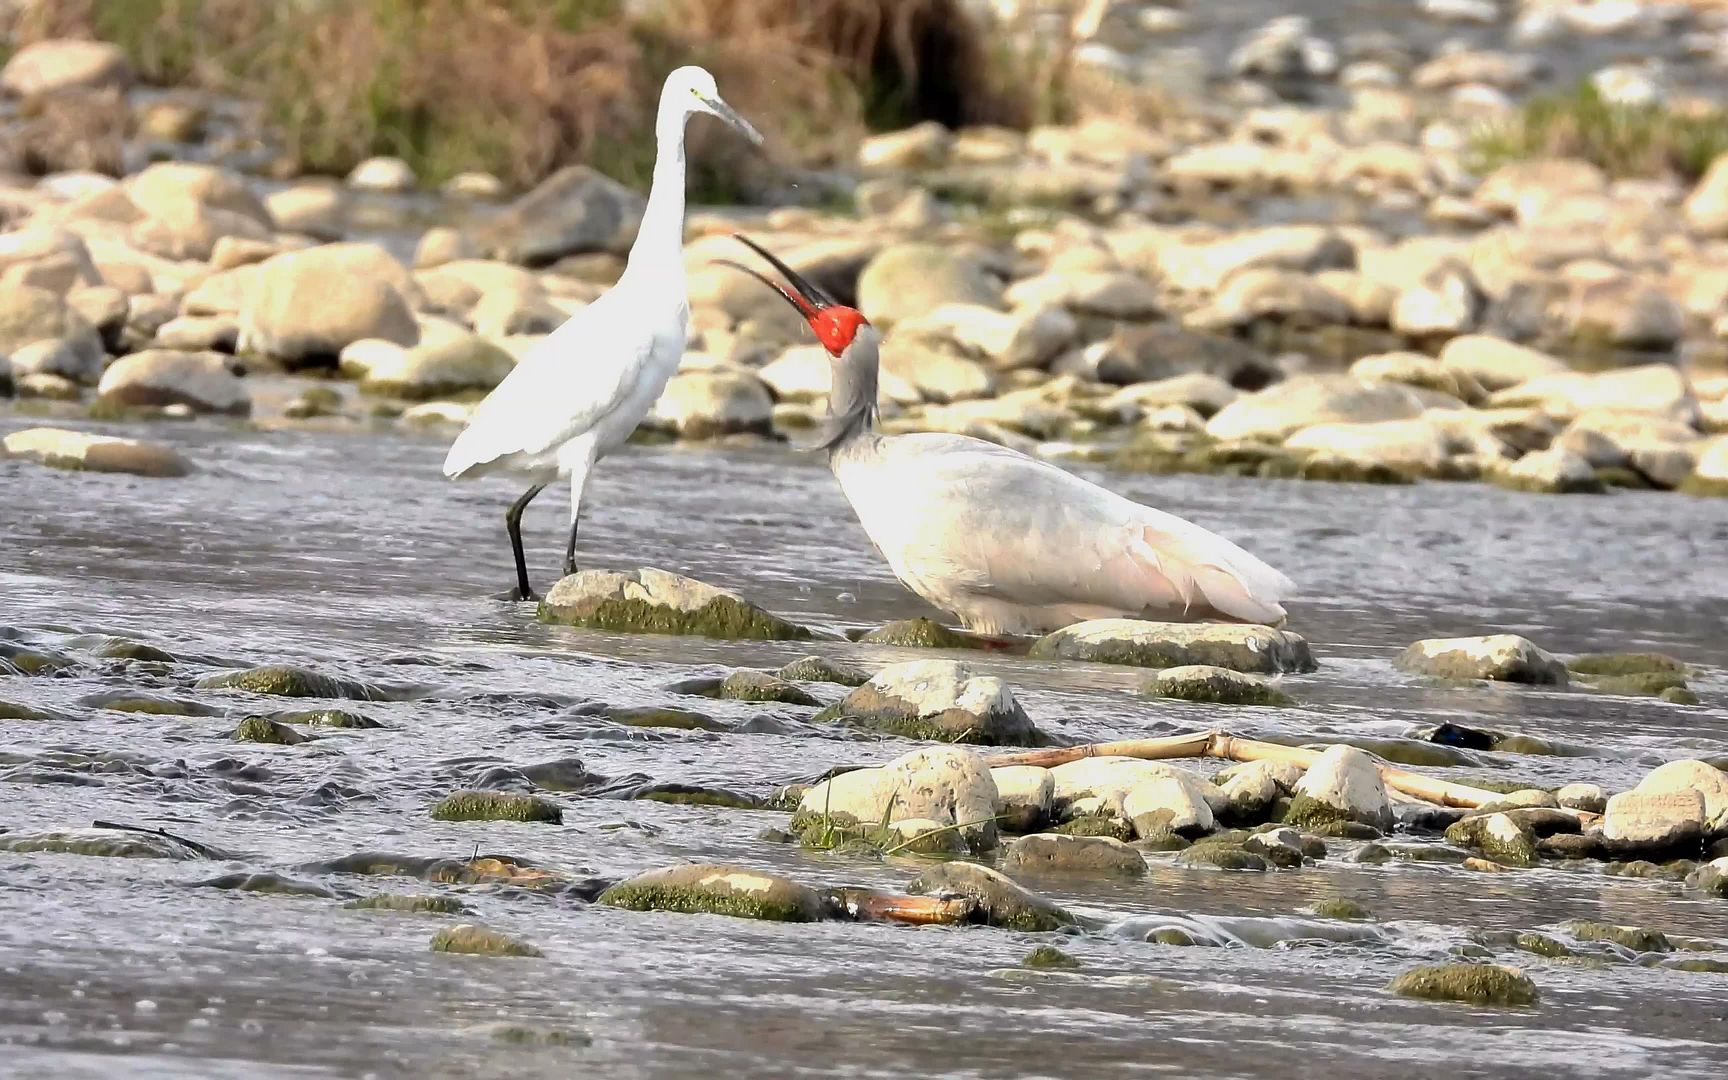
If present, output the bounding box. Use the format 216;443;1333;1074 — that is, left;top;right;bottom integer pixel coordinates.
664;65;764;146
716;234;875;357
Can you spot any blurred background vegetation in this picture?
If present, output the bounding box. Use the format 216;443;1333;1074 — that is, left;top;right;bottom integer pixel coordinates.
3;0;1058;193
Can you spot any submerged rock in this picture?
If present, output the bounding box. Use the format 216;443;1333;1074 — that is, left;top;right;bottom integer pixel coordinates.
231;716;307;745
198;664;379;699
2;427;192;478
776;655;870;686
1175;844;1270;871
1288;745;1392;831
817;659;1042;745
429;924;542;958
1029;619;1316;675
538;568;809;641
281;708;382;729
431;790;563;824
1142;664;1294;706
0;827;210;860
1560;920;1671;954
599;863;827;922
1002;833;1147;877
1686;857;1728;899
345;893;471;915
1388;963;1537;1006
905;861;1074;932
715;670;820;706
1394;635;1568;685
1306;898;1371;921
1021;945;1081;970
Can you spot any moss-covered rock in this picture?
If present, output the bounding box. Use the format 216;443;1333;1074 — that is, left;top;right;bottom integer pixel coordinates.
1148;927;1201;946
716;670;820;706
1142;664;1294;706
1395;634;1568;685
1050;815;1136;841
1002;833;1147;877
602;705;727;731
232;716;307;745
599;863;827;922
1587;671;1690;697
1175;845;1270;871
776;655;870;686
280;708;383;729
1560;920;1671;954
1567;652;1688;677
1388;963;1537;1006
199;664;378;699
431;790;563;824
77;690;219;716
0;827;209;860
906;861;1075;932
817;658;1044;746
1445;813;1538;868
859;618;984;650
1511;932;1575;959
630;784;762;810
430;923;542;958
1660;686;1702;705
1030;619;1317;675
89;636;177;663
538;568;809;641
345;893;472;914
1307;898;1370;921
1022;945;1081;969
0;644;74;675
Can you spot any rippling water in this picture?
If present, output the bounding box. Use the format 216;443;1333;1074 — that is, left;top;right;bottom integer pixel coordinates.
2;411;1726;1079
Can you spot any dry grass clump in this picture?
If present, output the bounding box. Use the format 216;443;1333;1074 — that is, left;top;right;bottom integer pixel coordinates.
10;0;1044;191
1471;82;1728;182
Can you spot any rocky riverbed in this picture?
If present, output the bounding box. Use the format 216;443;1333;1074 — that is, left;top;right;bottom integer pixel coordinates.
3;1;1728;1077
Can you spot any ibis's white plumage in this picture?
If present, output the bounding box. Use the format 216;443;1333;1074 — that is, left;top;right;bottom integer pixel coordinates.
441;66;761;598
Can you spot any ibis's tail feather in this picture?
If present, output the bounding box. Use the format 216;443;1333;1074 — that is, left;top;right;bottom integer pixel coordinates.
1126;518;1294;625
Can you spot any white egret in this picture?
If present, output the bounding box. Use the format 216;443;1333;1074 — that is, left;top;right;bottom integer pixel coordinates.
719;235;1296;636
442;66;763;600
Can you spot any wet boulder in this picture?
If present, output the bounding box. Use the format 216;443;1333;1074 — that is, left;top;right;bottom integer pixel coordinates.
798;746;1001;852
1389;963;1537;1006
1632;760;1728;827
359;335;514;400
1489;447;1605;495
96;349;249;415
905;861;1074;932
1030;619;1316;675
1124;776;1216;839
1001;833;1147;877
2;427;191;478
431;791;563;824
1445;812;1538;867
198;664;378;699
1050;757;1223;822
430;924;542;958
0;827;211;860
1288;745;1391;831
232;716;307;745
1174;843;1270;871
1216;760;1295;823
715;670;819;706
599;863;827;922
991;765;1054;832
858;617;984;650
816;659;1041;745
775;655;870;687
1395;634;1569;685
1143;665;1294;706
1602;789;1706;855
1687;857;1728;899
1243;827;1310;868
538;567;809;641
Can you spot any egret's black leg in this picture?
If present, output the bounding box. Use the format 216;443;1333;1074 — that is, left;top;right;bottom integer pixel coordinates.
505;482;547;601
562;514;580;577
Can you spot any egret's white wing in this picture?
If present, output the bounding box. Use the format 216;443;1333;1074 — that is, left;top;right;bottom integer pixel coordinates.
837;433;1293;624
442;287;663;478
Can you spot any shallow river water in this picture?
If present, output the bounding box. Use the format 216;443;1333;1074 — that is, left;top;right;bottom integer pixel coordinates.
2;413;1727;1080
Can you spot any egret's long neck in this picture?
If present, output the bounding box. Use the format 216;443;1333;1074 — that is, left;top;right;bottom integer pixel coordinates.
818;335;880;452
625;101;690;277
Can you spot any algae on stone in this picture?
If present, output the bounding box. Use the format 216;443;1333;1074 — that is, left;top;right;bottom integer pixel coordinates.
345;893;472;915
1143;664;1295;706
599;862;827;922
1307;898;1370;921
906;861;1075;933
199;664;378;699
859;618;984;650
776;655;870;686
538;568;810;641
1560;920;1671;954
430;923;542;958
1021;944;1081;969
1388;963;1537;1006
1175;845;1270;871
1567;651;1688;677
717;670;820;706
431;790;563;824
232;716;308;745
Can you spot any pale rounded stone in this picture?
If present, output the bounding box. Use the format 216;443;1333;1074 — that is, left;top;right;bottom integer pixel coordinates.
1292;744;1392;830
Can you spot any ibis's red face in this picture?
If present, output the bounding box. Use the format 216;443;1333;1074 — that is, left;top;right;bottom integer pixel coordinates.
719;233;873;357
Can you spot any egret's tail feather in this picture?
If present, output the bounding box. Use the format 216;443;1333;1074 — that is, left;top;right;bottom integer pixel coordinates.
1127;521;1293;625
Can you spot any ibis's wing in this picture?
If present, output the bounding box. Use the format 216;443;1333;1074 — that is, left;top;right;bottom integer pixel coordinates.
442;289;667;477
842;433;1294;624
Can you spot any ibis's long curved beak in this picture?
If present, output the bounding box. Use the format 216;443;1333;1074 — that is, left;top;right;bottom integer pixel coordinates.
727;233;837;314
702;94;765;146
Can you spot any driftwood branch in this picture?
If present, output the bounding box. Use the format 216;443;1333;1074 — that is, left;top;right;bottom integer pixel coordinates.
984;730;1508;810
